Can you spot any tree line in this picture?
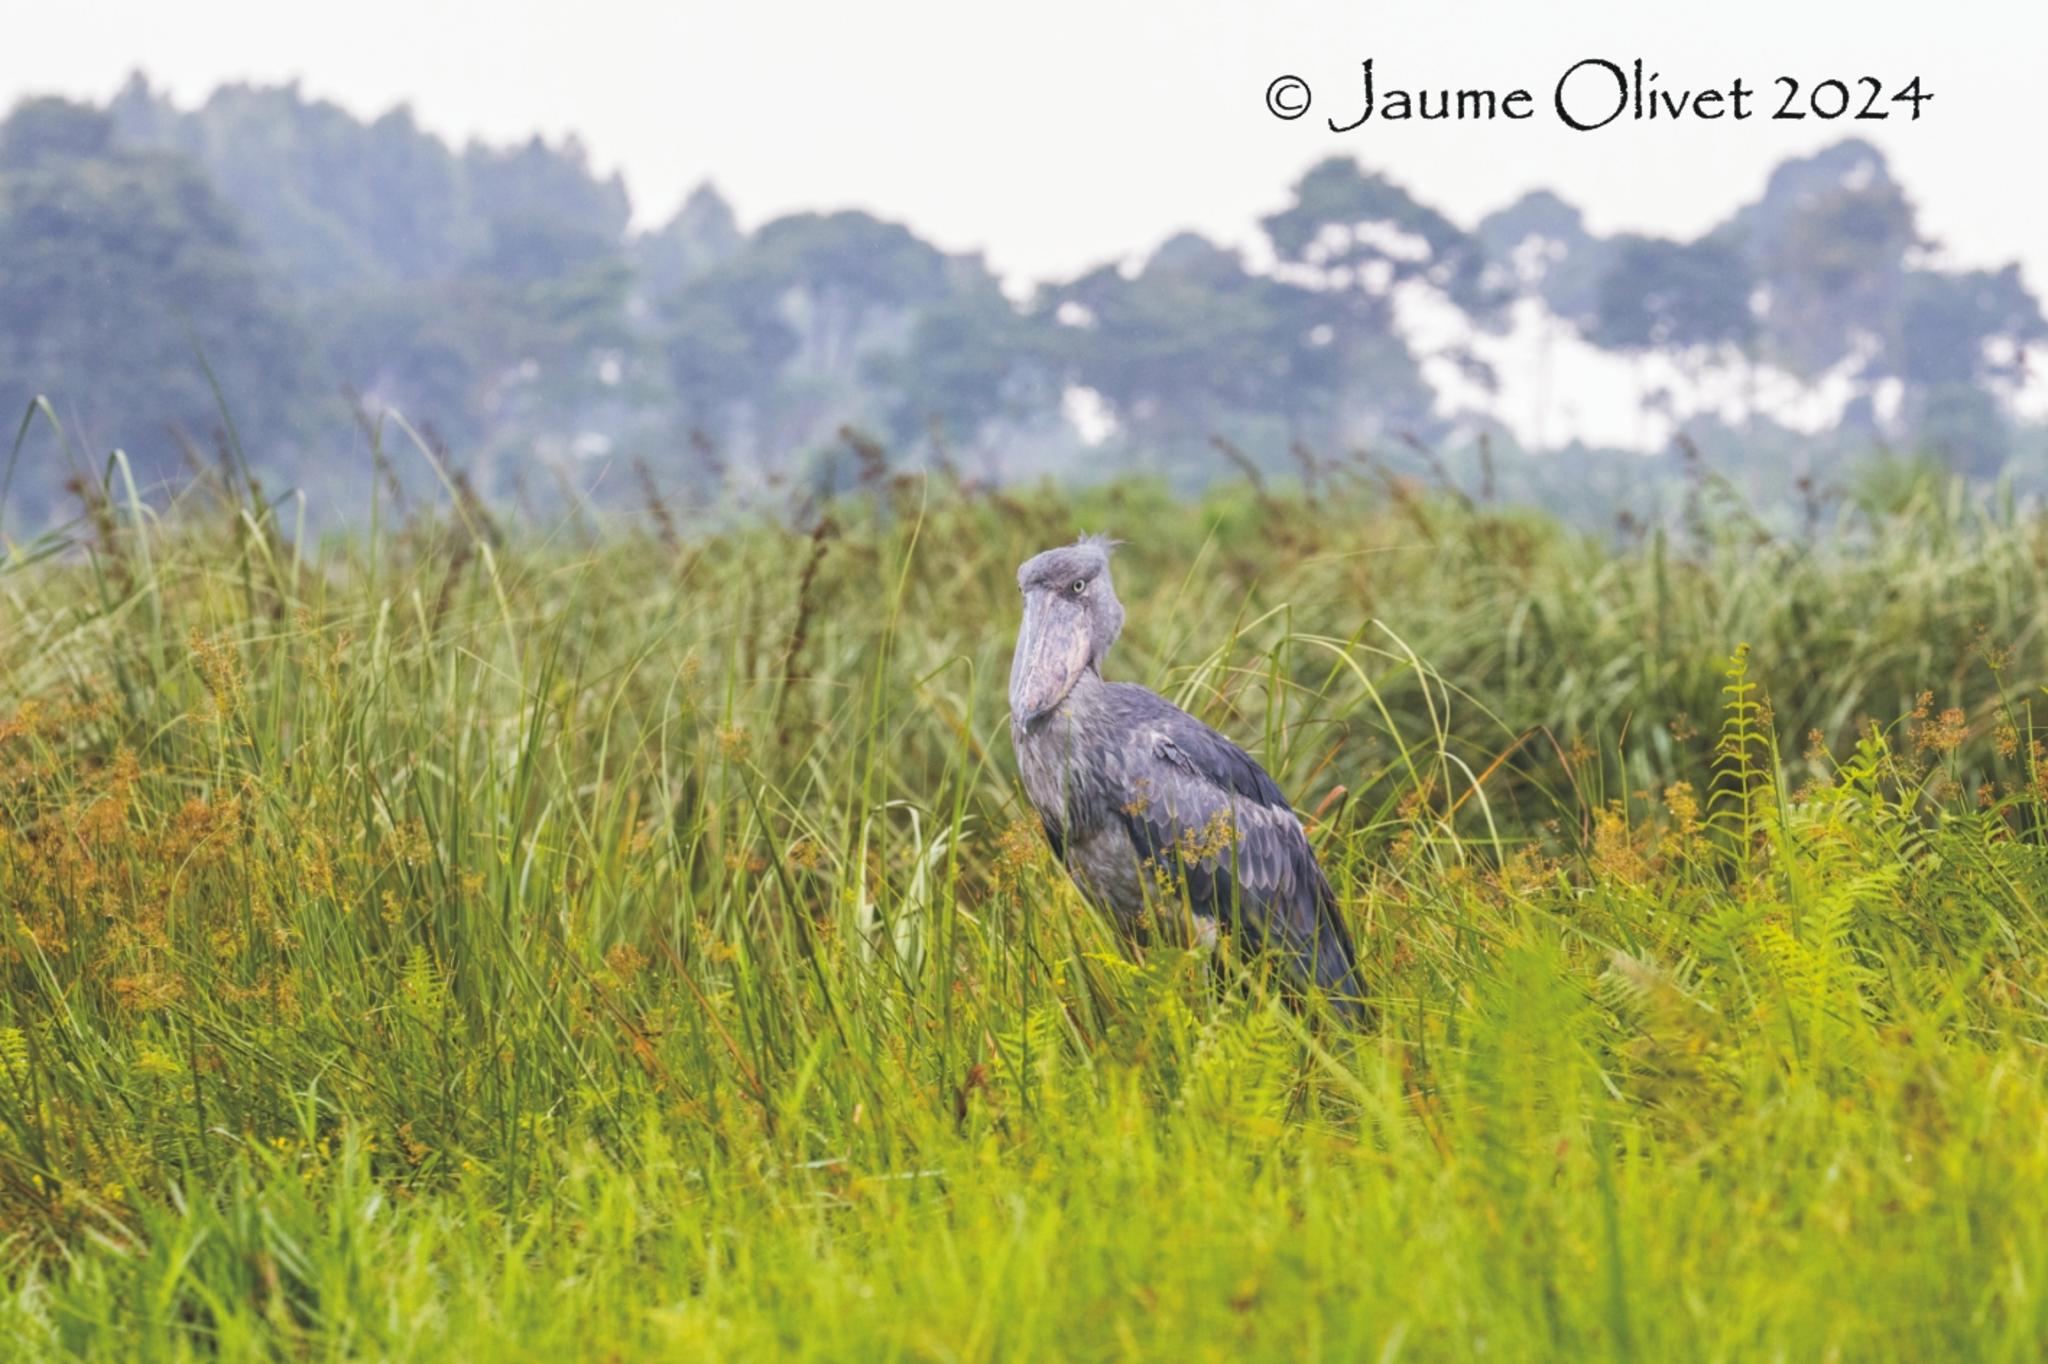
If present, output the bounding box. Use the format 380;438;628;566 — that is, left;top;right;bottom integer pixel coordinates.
2;77;2042;529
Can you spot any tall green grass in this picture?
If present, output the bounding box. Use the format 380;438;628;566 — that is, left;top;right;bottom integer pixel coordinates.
4;458;2048;1360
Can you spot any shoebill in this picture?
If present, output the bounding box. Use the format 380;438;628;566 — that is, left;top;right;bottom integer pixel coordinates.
1008;534;1366;1021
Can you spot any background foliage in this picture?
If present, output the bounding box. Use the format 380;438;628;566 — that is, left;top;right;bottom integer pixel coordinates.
3;79;2045;535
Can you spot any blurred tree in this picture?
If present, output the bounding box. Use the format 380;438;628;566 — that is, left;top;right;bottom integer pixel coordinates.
660;272;797;430
110;76;475;291
1475;189;1610;326
864;275;1062;457
105;77;642;482
657;210;953;464
746;211;952;378
1046;233;1365;474
0;99;317;508
0;97;116;168
634;183;744;300
8;82;2046;521
1891;266;2044;389
1258;158;1490;447
1590;236;1756;358
1917;383;2011;477
462;134;630;283
1714;140;1917;382
1263;156;1500;318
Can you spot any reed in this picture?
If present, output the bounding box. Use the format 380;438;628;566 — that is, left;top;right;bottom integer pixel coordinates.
3;456;2047;1360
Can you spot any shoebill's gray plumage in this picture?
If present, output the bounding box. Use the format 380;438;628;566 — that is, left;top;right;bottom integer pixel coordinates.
1008;534;1366;1021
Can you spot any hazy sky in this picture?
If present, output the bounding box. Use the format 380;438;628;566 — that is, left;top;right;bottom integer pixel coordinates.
9;0;2041;290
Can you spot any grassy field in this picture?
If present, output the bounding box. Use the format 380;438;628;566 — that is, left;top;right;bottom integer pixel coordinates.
5;453;2048;1360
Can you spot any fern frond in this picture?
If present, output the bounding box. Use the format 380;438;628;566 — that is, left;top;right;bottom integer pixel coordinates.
1709;644;1780;874
0;1025;26;1083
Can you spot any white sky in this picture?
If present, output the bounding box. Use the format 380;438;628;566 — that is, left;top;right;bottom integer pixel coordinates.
6;0;2040;292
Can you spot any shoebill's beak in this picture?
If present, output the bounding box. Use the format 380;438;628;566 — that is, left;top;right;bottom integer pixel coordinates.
1009;588;1091;726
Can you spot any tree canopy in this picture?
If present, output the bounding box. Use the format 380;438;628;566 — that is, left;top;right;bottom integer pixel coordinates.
2;83;2042;531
